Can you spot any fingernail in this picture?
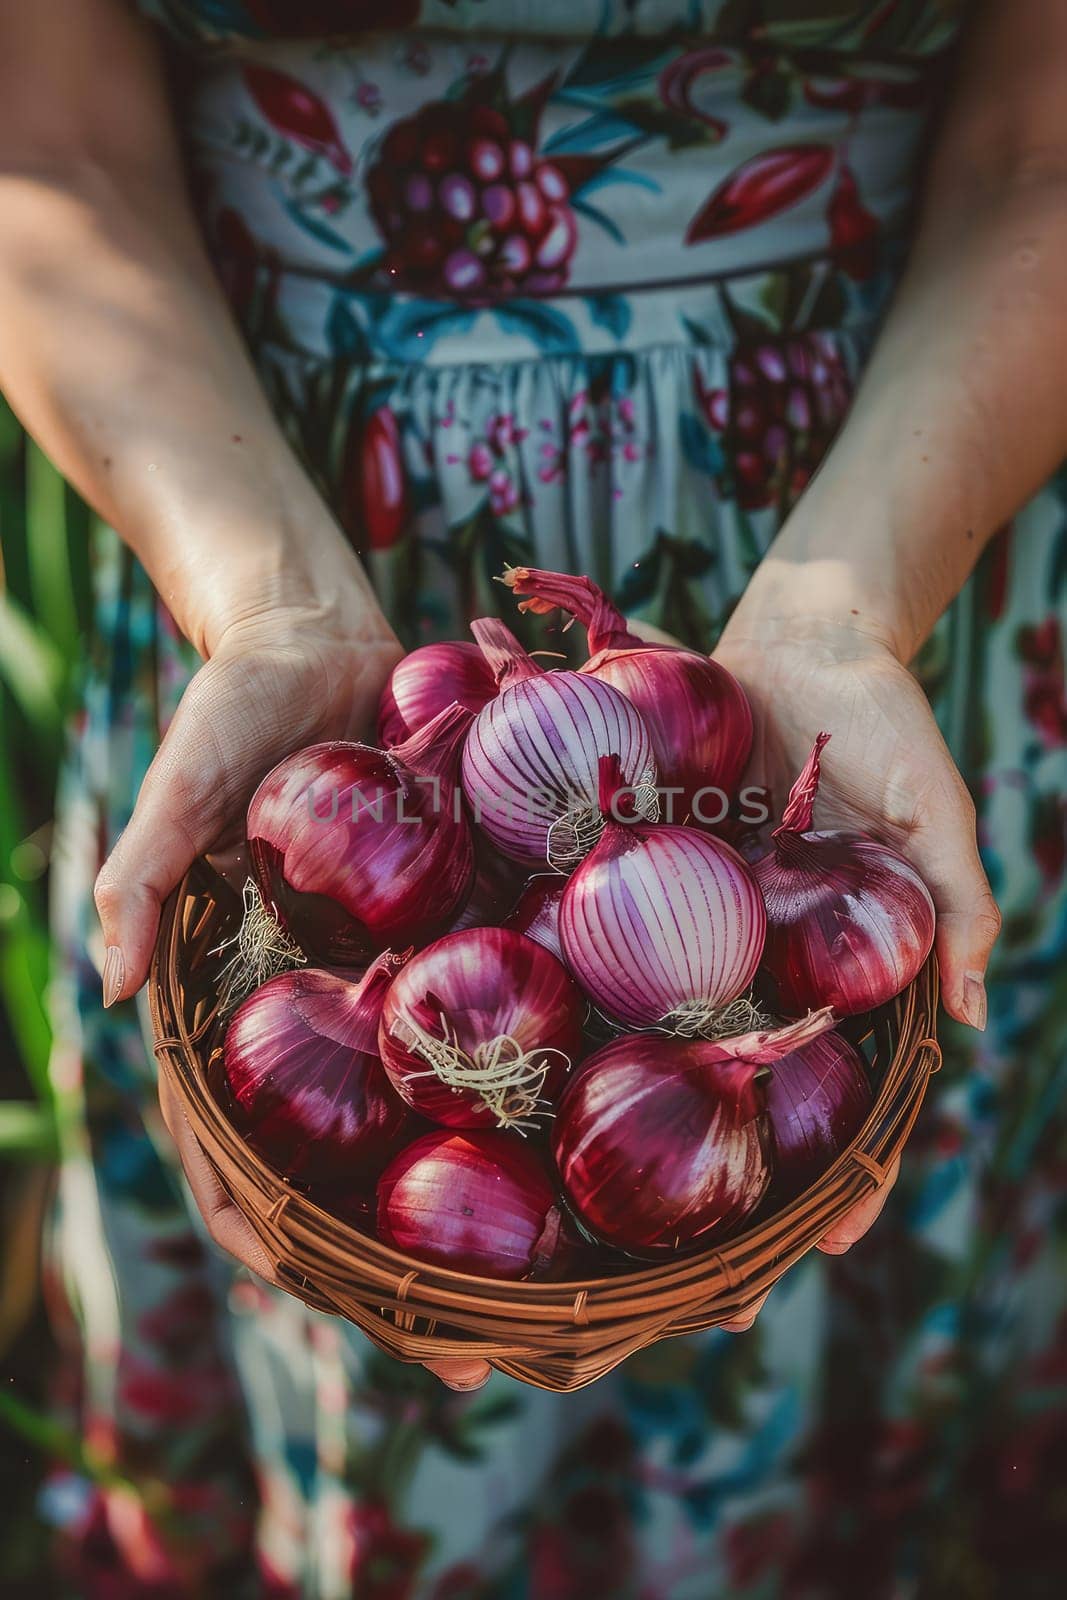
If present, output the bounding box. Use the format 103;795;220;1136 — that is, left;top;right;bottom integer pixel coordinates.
963;970;987;1032
817;1239;851;1255
102;946;125;1009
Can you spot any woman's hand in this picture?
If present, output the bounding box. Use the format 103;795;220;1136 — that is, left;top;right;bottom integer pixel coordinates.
714;619;1000;1031
99;599;492;1392
93;600;401;1001
709;619;998;1327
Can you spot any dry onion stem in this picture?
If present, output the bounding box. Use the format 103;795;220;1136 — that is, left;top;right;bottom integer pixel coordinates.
395;1012;569;1131
546;768;660;871
213;879;306;1012
660;994;770;1041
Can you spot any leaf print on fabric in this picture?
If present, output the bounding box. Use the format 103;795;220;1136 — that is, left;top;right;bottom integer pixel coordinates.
657;47;732;138
1017;618;1067;748
373;299;477;360
340;407;410;553
242;65;352;174
686;144;835;243
827;163;880;281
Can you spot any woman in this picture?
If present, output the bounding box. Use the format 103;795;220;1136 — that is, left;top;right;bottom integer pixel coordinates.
1;0;1063;1593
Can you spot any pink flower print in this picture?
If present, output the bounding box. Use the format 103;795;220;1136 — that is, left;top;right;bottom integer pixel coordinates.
489;468;520;515
468;441;493;481
356;81;383;116
404;41;432;76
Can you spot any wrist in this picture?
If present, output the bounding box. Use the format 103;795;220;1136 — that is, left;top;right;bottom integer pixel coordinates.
155;496;391;660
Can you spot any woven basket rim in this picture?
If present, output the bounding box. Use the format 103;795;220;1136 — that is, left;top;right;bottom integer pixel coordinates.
149;860;940;1387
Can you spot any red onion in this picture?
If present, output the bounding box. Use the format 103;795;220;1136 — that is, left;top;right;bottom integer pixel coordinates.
247;703;475;965
553;1011;833;1255
560;756;766;1031
502;566;752;824
446;836;526;934
764;1030;872;1200
377;1129;566;1279
753;734;936;1016
377;641;497;747
461;618;656;869
378;927;585;1129
222;954;409;1182
503;875;567;963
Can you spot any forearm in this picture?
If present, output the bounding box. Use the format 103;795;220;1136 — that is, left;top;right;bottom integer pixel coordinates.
723;165;1067;665
0;147;377;656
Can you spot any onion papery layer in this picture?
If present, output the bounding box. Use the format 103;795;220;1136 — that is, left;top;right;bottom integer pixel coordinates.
764;1029;872;1200
560;758;766;1030
247;704;475;966
501;566;753;821
377;640;497;747
378;927;585;1130
222;953;410;1183
461;619;656;868
377;1129;565;1280
753;733;936;1016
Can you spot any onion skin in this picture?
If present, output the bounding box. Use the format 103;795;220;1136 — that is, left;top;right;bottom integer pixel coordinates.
461;618;655;867
503;875;567;963
764;1031;872;1200
247;704;475;965
377;1129;565;1280
502;567;753;822
553;1010;833;1255
753;734;936;1016
378;927;585;1128
222;955;410;1183
377;641;497;747
446;837;526;934
559;757;766;1029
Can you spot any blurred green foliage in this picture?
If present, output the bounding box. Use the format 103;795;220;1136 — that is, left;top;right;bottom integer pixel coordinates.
0;395;93;1587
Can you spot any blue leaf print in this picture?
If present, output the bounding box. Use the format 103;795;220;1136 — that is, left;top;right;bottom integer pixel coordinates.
490;301;579;354
274;188;353;254
545;112;644;153
375;300;477;361
680;412;726;478
586;294;633;341
906;1155;965;1227
572;197;626;246
580;167;662;197
326;297;372;362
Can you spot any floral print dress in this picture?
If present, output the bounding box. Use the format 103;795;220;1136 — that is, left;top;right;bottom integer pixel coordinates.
43;3;1067;1596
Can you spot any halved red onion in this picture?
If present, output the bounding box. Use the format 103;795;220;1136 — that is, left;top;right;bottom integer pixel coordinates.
560;756;766;1031
378;927;585;1130
377;640;497;747
502;566;753;824
764;1029;872;1199
247;704;474;965
461;618;656;868
377;1129;566;1279
753;734;936;1016
222;954;409;1182
503;875;567;963
552;1011;832;1255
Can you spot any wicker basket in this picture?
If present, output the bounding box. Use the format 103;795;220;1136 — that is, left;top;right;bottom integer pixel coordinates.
149;859;941;1393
